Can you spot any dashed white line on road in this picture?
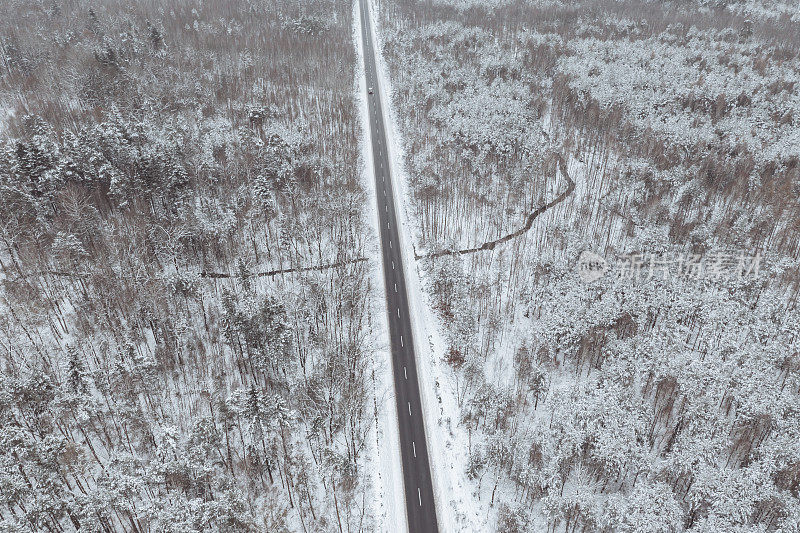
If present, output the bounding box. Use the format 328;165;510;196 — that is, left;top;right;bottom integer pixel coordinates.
400;335;404;347
392;261;395;270
412;441;416;457
408;402;412;416
394;283;397;292
418;488;422;506
397;308;400;318
389;240;392;248
404;366;407;379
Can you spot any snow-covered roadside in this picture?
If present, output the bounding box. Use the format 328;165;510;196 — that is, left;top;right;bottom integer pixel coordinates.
365;1;489;530
352;2;408;532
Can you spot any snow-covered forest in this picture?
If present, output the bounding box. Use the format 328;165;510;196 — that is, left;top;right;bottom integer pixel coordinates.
3;0;800;530
0;0;379;531
375;0;800;530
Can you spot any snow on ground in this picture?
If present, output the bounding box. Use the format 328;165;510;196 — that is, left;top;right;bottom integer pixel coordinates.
366;0;489;530
725;0;800;20
353;2;408;532
0;106;14;137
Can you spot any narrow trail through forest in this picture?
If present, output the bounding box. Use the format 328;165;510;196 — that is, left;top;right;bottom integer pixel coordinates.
416;153;575;260
13;257;369;283
199;257;368;278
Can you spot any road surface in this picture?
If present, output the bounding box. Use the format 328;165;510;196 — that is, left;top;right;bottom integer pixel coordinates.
357;2;440;532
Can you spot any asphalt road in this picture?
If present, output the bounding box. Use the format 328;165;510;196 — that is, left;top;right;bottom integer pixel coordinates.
357;2;440;532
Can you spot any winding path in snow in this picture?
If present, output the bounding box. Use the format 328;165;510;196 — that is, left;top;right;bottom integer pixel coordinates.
416;153;575;259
